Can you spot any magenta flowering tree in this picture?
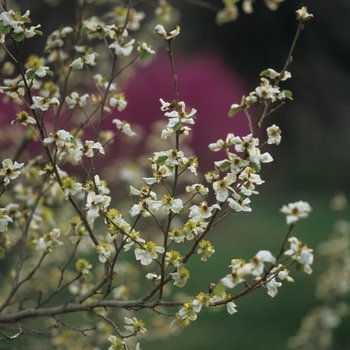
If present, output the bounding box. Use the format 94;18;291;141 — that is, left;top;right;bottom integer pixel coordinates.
0;1;314;349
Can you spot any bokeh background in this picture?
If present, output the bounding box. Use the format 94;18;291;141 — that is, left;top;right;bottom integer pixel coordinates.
1;0;350;349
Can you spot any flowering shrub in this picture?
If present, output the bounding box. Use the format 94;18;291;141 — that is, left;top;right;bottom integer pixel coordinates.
0;1;313;349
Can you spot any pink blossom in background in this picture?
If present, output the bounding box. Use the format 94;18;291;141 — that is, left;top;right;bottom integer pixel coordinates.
0;52;248;171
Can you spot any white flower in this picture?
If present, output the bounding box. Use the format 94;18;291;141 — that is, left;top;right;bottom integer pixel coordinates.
239;167;265;185
130;199;151;217
270;264;294;283
79;141;105;157
179;301;197;321
227;196;252;212
159;98;172;111
215;153;249;174
93;175;110;195
170;265;190;287
0;76;26;99
62;177;83;198
0;208;13;232
85;192;111;224
12;111;36;125
24;24;41;38
34;228;63;253
124;317;147;334
226;301;238;314
0;10;30;33
154;24;180;40
0;159;24;186
143;165;172;184
123;231;145;252
221;273;245;289
186;183;209;196
145;272;158;281
110;94;128;111
70;53;96;69
213;173;236;202
113;119;137;137
266;124;282;145
255;78;281;102
296;7;313;21
43;129;73;147
153;149;184;167
148;195;183;214
30;96;59;111
189;201;220;222
83;16;115;39
0;9;41;40
260;68;291;81
266;278;282;297
109;39;135;57
65;92;89;109
107;335;125;350
284;237;314;274
242;250;276;276
183;219;208;240
25;55;51;78
209;133;241;152
221;259;246;288
134;241;165;265
197;240;215;261
280;201;312;225
164;101;196;129
93;74;117;91
96;243;111;263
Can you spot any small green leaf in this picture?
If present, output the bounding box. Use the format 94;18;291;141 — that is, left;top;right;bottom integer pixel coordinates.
0;23;12;35
283;90;293;100
82;271;93;279
260;69;271;77
139;50;151;61
173;121;181;131
13;32;25;42
20;17;31;23
156;155;168;166
228;106;240;117
26;70;36;80
213;282;226;296
251;161;261;173
219;161;231;172
47;70;54;77
81;27;89;35
34;30;43;36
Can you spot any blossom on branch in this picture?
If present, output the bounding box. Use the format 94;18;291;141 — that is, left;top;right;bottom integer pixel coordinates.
43;130;73;147
284;237;314;274
0;158;24;186
266;124;282;145
134;241;165;265
280;201;312;225
154;24;180;40
65;92;89;109
296;7;313;22
33;228;63;253
30;96;59;111
0;208;13;232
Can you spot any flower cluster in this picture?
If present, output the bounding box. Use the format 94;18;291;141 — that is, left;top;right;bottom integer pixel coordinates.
0;10;42;42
